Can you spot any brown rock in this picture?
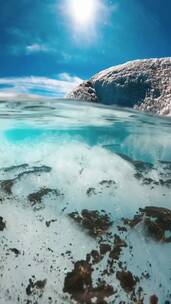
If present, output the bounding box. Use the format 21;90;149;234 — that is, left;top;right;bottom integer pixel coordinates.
28;188;62;206
69;209;113;237
26;278;47;296
1;179;14;195
63;260;92;294
100;243;111;255
116;271;136;292
150;294;158;304
124;206;171;243
0;216;6;231
109;235;127;260
63;260;115;303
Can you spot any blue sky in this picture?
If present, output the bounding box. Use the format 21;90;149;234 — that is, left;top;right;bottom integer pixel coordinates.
0;0;170;98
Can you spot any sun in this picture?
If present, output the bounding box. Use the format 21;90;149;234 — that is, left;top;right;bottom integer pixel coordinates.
69;0;97;26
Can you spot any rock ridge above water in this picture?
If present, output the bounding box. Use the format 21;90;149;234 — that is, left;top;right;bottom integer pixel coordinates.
67;58;171;116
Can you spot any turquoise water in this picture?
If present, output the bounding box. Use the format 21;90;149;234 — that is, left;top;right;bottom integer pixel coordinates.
1;99;171;162
0;99;171;304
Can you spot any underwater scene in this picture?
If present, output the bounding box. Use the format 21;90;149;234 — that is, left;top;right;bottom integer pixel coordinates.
0;99;171;304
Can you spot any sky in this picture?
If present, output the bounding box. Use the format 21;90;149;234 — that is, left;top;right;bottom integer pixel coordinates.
0;0;171;98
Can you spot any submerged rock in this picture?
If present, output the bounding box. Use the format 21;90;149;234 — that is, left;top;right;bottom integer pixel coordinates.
0;165;52;195
0;163;29;173
69;209;113;237
87;250;102;265
63;260;92;295
116;271;137;292
67;58;171;116
142;206;171;242
9;248;21;256
109;235;127;260
117;153;153;174
45;219;57;227
99;243;111;255
150;294;159;304
28;187;62;206
0;179;14;195
16;165;52;179
26;278;47;296
0;216;6;231
86;187;96;197
63;260;114;303
124;206;171;242
86;180;117;197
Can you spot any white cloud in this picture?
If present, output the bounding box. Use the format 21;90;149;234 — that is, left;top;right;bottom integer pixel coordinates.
0;73;83;100
25;44;49;54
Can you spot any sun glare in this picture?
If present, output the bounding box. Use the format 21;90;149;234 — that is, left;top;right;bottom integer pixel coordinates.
69;0;97;26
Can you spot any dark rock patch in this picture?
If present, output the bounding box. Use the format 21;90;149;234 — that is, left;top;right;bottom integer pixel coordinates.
69;209;113;237
144;219;164;242
63;260;114;303
123;214;143;228
159;179;171;188
26;278;47;296
86;180;116;197
116;271;137;292
0;166;52;195
99;180;116;188
142;206;171;242
109;235;127;260
116;154;171;191
0;163;29;173
159;160;171;170
86;187;96;197
28;188;62;206
45;219;57;227
86;250;102;265
17;165;51;180
124;206;171;243
89;283;114;304
9;248;21;256
117;226;128;232
63;260;92;295
0;216;6;231
150;294;159;304
99;243;111;255
0;179;14;195
117;153;153;174
134;173;171;189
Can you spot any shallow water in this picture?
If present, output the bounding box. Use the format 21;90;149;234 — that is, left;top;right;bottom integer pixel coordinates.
0;99;171;304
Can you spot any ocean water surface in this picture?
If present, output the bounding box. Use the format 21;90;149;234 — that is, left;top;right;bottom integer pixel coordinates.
0;99;171;304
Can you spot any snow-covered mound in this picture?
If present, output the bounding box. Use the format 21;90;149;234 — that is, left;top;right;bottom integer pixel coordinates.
67;58;171;116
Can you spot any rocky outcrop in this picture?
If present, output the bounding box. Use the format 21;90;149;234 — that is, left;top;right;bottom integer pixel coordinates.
67;58;171;116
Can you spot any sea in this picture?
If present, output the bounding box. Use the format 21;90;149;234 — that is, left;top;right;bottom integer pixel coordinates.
0;99;171;304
